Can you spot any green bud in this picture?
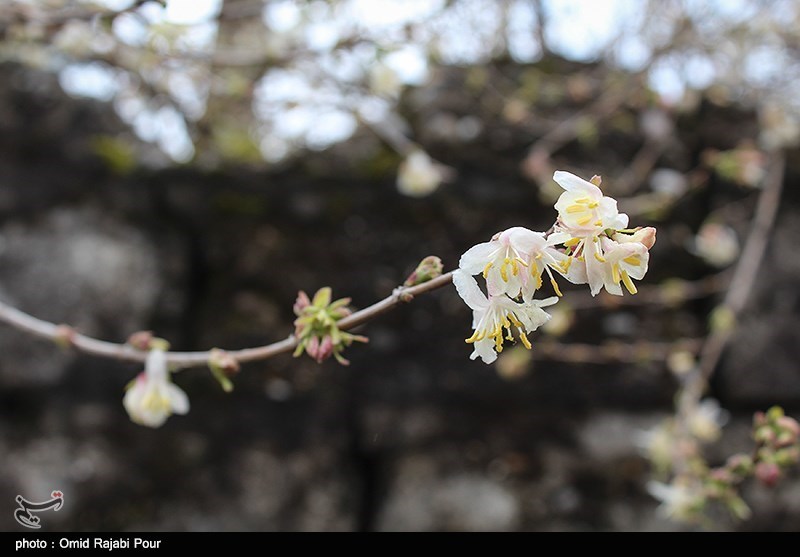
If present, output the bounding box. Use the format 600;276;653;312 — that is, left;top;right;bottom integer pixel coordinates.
54;324;76;350
776;431;796;448
312;287;332;308
404;256;444;287
709;305;736;333
767;406;785;422
754;425;776;445
208;348;239;393
776;415;800;437
726;495;752;521
149;337;171;351
725;454;754;476
774;447;800;467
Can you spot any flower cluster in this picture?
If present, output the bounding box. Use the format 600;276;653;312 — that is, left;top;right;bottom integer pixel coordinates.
292;287;368;365
454;170;656;363
645;406;800;525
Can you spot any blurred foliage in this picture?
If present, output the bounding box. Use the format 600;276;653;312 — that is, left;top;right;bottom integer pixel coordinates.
0;0;799;173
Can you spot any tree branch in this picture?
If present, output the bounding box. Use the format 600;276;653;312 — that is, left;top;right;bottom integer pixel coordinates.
0;272;455;370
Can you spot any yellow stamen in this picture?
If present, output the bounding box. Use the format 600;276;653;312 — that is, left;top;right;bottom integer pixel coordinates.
500;264;508;282
564;237;581;247
535;273;543;289
577;215;592;226
621;270;637;294
623;255;641;266
142;391;170;413
561;257;573;273
588;201;599;208
508;313;522;328
465;329;485;343
594;220;603;227
611;263;621;285
566;205;586;214
482;262;493;279
574;197;590;203
550;277;563;297
594;252;606;263
510;258;519;276
519;333;532;349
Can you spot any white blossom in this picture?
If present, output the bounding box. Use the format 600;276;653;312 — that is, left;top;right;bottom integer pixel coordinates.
647;479;700;522
123;349;189;428
453;270;557;364
553;171;628;236
397;150;442;197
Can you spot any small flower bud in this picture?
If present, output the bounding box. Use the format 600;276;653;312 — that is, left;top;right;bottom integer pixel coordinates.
316;335;334;363
725;495;752;521
629;226;657;250
708;468;734;485
766;406;785;422
127;330;154;351
54;324;76;349
312;287;332;309
208;348;239;393
776;415;800;437
404;255;444;287
774;447;800;467
776;431;797;448
589;175;602;187
305;335;321;361
293;291;311;316
725;454;754;476
754;425;776;444
755;461;781;487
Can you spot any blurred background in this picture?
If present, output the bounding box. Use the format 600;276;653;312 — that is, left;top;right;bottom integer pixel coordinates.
1;0;799;531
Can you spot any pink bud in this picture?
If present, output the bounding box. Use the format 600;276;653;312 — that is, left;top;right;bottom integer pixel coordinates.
293;291;311;316
631;227;657;250
306;335;320;360
776;416;800;438
709;468;733;484
127;330;154;351
316;335;334;363
755;462;781;487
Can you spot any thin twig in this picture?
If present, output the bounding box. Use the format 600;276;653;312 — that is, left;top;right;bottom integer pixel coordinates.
0;272;455;369
676;150;785;425
535;337;704;364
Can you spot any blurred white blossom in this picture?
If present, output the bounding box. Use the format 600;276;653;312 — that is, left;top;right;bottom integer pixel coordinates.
123;349;189;428
692;222;739;268
397;149;443;197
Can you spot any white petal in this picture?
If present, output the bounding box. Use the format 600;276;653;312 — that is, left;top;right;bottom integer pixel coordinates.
623;249;649;280
506;227;544;255
564;257;588;285
585;250;605;296
546;231;573;246
123;382;146;419
167;383;190;415
553;171;599;195
458;241;499;274
452;270;488;311
471;337;498;364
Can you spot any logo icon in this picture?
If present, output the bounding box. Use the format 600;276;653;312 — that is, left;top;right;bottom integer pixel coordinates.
14;491;64;529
